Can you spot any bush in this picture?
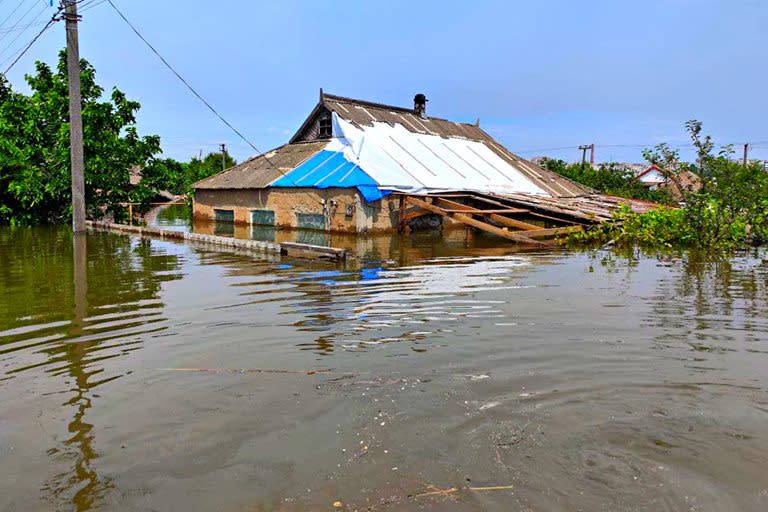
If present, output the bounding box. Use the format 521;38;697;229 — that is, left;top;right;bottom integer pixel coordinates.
539;159;673;204
568;121;768;251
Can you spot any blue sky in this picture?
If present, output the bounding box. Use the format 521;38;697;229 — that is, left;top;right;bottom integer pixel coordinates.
2;0;767;163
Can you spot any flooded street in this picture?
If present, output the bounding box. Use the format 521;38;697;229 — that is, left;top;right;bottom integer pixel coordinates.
2;214;768;511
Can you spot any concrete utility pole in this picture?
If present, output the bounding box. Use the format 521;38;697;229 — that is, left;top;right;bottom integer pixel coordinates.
220;143;227;171
64;1;86;232
743;143;749;167
578;144;591;167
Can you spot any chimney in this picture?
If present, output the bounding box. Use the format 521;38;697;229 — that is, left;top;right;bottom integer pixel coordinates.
413;93;428;118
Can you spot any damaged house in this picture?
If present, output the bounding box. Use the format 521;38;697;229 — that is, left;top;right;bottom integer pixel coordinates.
194;91;641;242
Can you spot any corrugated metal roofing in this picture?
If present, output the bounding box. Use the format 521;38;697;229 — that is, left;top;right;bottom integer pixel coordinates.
327;115;548;196
195;93;592;199
320;93;591;198
193;141;327;190
271;150;388;202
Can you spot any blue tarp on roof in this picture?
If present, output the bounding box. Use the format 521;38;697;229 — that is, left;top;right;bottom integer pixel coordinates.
271;150;389;203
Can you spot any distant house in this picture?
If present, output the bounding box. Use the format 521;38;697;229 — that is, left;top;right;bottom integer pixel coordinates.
193;91;596;234
636;164;667;190
636;164;701;198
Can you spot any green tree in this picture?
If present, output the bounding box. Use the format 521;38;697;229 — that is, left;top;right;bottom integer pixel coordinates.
572;120;768;249
0;50;162;225
539;158;672;203
186;151;236;184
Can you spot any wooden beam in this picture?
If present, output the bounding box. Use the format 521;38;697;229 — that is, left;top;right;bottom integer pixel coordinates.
441;208;529;214
406;196;551;246
398;194;406;233
521;226;583;239
486;214;541;231
525;211;582;225
401;208;430;222
434;197;526;214
470;192;595;224
432;196;542;231
432;196;481;211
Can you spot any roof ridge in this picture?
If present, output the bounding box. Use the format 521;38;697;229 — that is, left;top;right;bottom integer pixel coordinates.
322;92;476;127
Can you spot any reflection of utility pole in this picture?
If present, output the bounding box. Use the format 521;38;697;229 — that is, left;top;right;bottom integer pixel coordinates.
64;1;86;233
743;143;749;167
72;233;88;336
589;143;595;164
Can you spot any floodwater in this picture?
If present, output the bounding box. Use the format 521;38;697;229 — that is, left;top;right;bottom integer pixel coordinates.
2;208;768;511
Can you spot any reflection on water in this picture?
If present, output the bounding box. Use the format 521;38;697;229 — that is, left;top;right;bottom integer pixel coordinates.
0;228;182;511
274;256;536;355
2;223;768;511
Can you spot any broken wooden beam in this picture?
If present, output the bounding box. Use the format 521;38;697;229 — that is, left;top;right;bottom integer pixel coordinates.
432;196;548;231
406;196;551;246
486;214;542;231
440;208;529;214
520;225;583;239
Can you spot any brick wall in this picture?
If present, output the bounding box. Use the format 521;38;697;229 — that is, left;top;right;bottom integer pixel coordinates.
193;187;401;233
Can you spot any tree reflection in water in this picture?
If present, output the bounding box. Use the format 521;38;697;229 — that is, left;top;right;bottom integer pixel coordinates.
11;232;186;511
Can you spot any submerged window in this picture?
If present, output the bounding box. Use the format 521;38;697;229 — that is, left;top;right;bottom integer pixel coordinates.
318;116;332;138
296;213;326;231
250;209;275;226
214;209;234;223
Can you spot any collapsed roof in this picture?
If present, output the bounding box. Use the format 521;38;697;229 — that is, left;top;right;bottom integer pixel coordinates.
195;92;591;199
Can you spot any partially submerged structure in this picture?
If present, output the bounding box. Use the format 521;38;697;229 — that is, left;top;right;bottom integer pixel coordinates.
194;91;642;243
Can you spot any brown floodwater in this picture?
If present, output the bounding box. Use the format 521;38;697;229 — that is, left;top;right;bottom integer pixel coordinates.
2;207;768;511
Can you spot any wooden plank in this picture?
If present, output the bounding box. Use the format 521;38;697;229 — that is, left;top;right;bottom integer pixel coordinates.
478;192;597;224
432;196;478;212
525;211;583;225
401;208;430;222
406;196;551;246
486;214;541;231
521;226;583;239
280;242;346;261
440;193;584;224
432;196;541;231
441;208;529;214
434;197;528;215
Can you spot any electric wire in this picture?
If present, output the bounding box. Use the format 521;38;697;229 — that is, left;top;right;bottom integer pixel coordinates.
0;0;33;32
0;17;49;35
0;4;48;57
1;6;57;74
0;1;41;43
104;0;322;202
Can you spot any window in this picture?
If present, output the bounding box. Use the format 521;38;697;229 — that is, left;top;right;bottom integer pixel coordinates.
296;213;326;230
214;209;234;222
250;209;275;226
318;116;332;138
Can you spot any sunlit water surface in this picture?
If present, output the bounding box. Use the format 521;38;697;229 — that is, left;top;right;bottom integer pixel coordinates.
2;212;768;511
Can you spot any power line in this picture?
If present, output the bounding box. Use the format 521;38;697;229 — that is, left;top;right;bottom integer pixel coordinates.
0;4;47;58
80;0;106;12
0;0;32;32
518;141;768;156
103;0;320;202
0;1;41;46
104;0;262;156
0;17;49;35
1;9;57;75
